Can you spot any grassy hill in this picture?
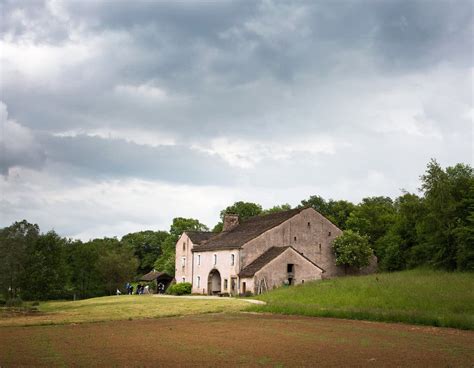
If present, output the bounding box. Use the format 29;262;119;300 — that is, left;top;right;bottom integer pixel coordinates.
250;269;474;330
0;295;250;327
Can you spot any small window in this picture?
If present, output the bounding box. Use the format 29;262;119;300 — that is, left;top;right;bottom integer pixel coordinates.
302;280;305;284
319;244;322;252
197;276;200;288
328;231;331;237
224;279;228;290
181;257;186;268
213;254;217;265
307;222;311;227
182;277;185;282
197;254;201;265
231;254;235;266
294;236;297;242
183;242;186;251
287;264;294;273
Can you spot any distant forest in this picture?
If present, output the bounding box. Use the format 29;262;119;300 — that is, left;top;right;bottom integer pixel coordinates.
1;159;472;301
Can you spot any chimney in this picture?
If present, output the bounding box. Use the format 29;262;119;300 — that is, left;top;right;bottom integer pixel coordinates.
223;214;239;232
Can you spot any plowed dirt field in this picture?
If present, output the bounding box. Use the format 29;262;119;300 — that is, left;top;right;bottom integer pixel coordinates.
1;313;473;367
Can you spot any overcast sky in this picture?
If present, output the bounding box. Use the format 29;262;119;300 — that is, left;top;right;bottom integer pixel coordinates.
1;0;472;240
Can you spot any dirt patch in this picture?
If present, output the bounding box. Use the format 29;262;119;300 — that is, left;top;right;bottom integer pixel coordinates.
0;307;45;319
0;313;473;367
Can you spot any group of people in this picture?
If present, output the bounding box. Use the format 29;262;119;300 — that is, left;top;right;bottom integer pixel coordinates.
124;283;149;295
115;282;166;295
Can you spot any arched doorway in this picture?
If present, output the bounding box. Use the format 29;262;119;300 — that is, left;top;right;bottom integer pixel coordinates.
207;269;221;295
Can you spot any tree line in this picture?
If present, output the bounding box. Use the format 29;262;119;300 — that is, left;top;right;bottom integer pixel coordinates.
1;159;472;302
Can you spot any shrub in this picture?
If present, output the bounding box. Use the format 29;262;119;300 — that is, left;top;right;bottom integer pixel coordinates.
5;297;23;307
166;282;192;295
333;230;373;270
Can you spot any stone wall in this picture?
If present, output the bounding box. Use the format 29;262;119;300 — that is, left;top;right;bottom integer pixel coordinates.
253;248;323;293
241;208;376;278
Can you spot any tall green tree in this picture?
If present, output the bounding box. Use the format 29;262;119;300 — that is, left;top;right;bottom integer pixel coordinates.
67;240;103;299
346;197;396;253
417;160;474;270
21;231;69;300
377;192;425;271
121;230;169;275
0;220;40;299
261;204;292;215
220;201;262;221
299;196;355;229
155;218;208;276
98;246;138;295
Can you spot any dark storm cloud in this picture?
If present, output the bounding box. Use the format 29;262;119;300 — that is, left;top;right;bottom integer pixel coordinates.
39;134;237;185
0;0;472;200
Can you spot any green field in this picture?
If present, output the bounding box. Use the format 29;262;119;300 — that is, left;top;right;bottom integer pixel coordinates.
250;269;474;330
0;295;250;327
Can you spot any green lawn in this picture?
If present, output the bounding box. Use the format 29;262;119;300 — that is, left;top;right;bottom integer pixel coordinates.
0;295;250;327
250;269;474;330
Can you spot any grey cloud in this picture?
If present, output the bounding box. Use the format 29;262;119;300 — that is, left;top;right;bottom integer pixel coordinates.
0;0;472;237
39;134;237;185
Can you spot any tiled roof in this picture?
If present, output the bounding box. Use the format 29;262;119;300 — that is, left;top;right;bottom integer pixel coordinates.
139;270;173;281
185;231;215;245
238;247;289;277
193;208;305;251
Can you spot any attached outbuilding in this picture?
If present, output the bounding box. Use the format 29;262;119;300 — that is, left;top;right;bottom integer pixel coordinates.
239;246;324;294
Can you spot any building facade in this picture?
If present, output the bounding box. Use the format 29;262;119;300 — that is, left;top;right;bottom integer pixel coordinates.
174;208;376;295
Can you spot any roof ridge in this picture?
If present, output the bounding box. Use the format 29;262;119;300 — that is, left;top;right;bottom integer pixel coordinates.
195;208;309;251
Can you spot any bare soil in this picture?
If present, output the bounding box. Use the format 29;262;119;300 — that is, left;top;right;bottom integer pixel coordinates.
1;313;473;367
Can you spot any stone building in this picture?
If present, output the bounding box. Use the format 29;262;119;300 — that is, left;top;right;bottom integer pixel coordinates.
174;207;376;295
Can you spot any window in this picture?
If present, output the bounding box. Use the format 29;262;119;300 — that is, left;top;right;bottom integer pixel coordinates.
213;254;217;265
183;242;186;251
197;276;200;288
287;264;294;273
294;236;297;242
328;231;331;237
307;222;311;227
231;254;235;266
319;244;322;253
182;277;185;282
242;282;246;293
224;279;228;290
197;254;201;265
302;280;305;284
181;257;186;268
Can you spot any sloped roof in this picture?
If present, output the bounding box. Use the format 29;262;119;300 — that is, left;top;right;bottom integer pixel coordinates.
239;246;325;278
193;208;305;251
239;247;289;277
139;270;173;281
185;231;215;245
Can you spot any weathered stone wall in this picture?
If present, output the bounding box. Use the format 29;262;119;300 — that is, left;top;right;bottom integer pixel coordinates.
241;208;376;278
253;248;323;293
241;208;345;278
